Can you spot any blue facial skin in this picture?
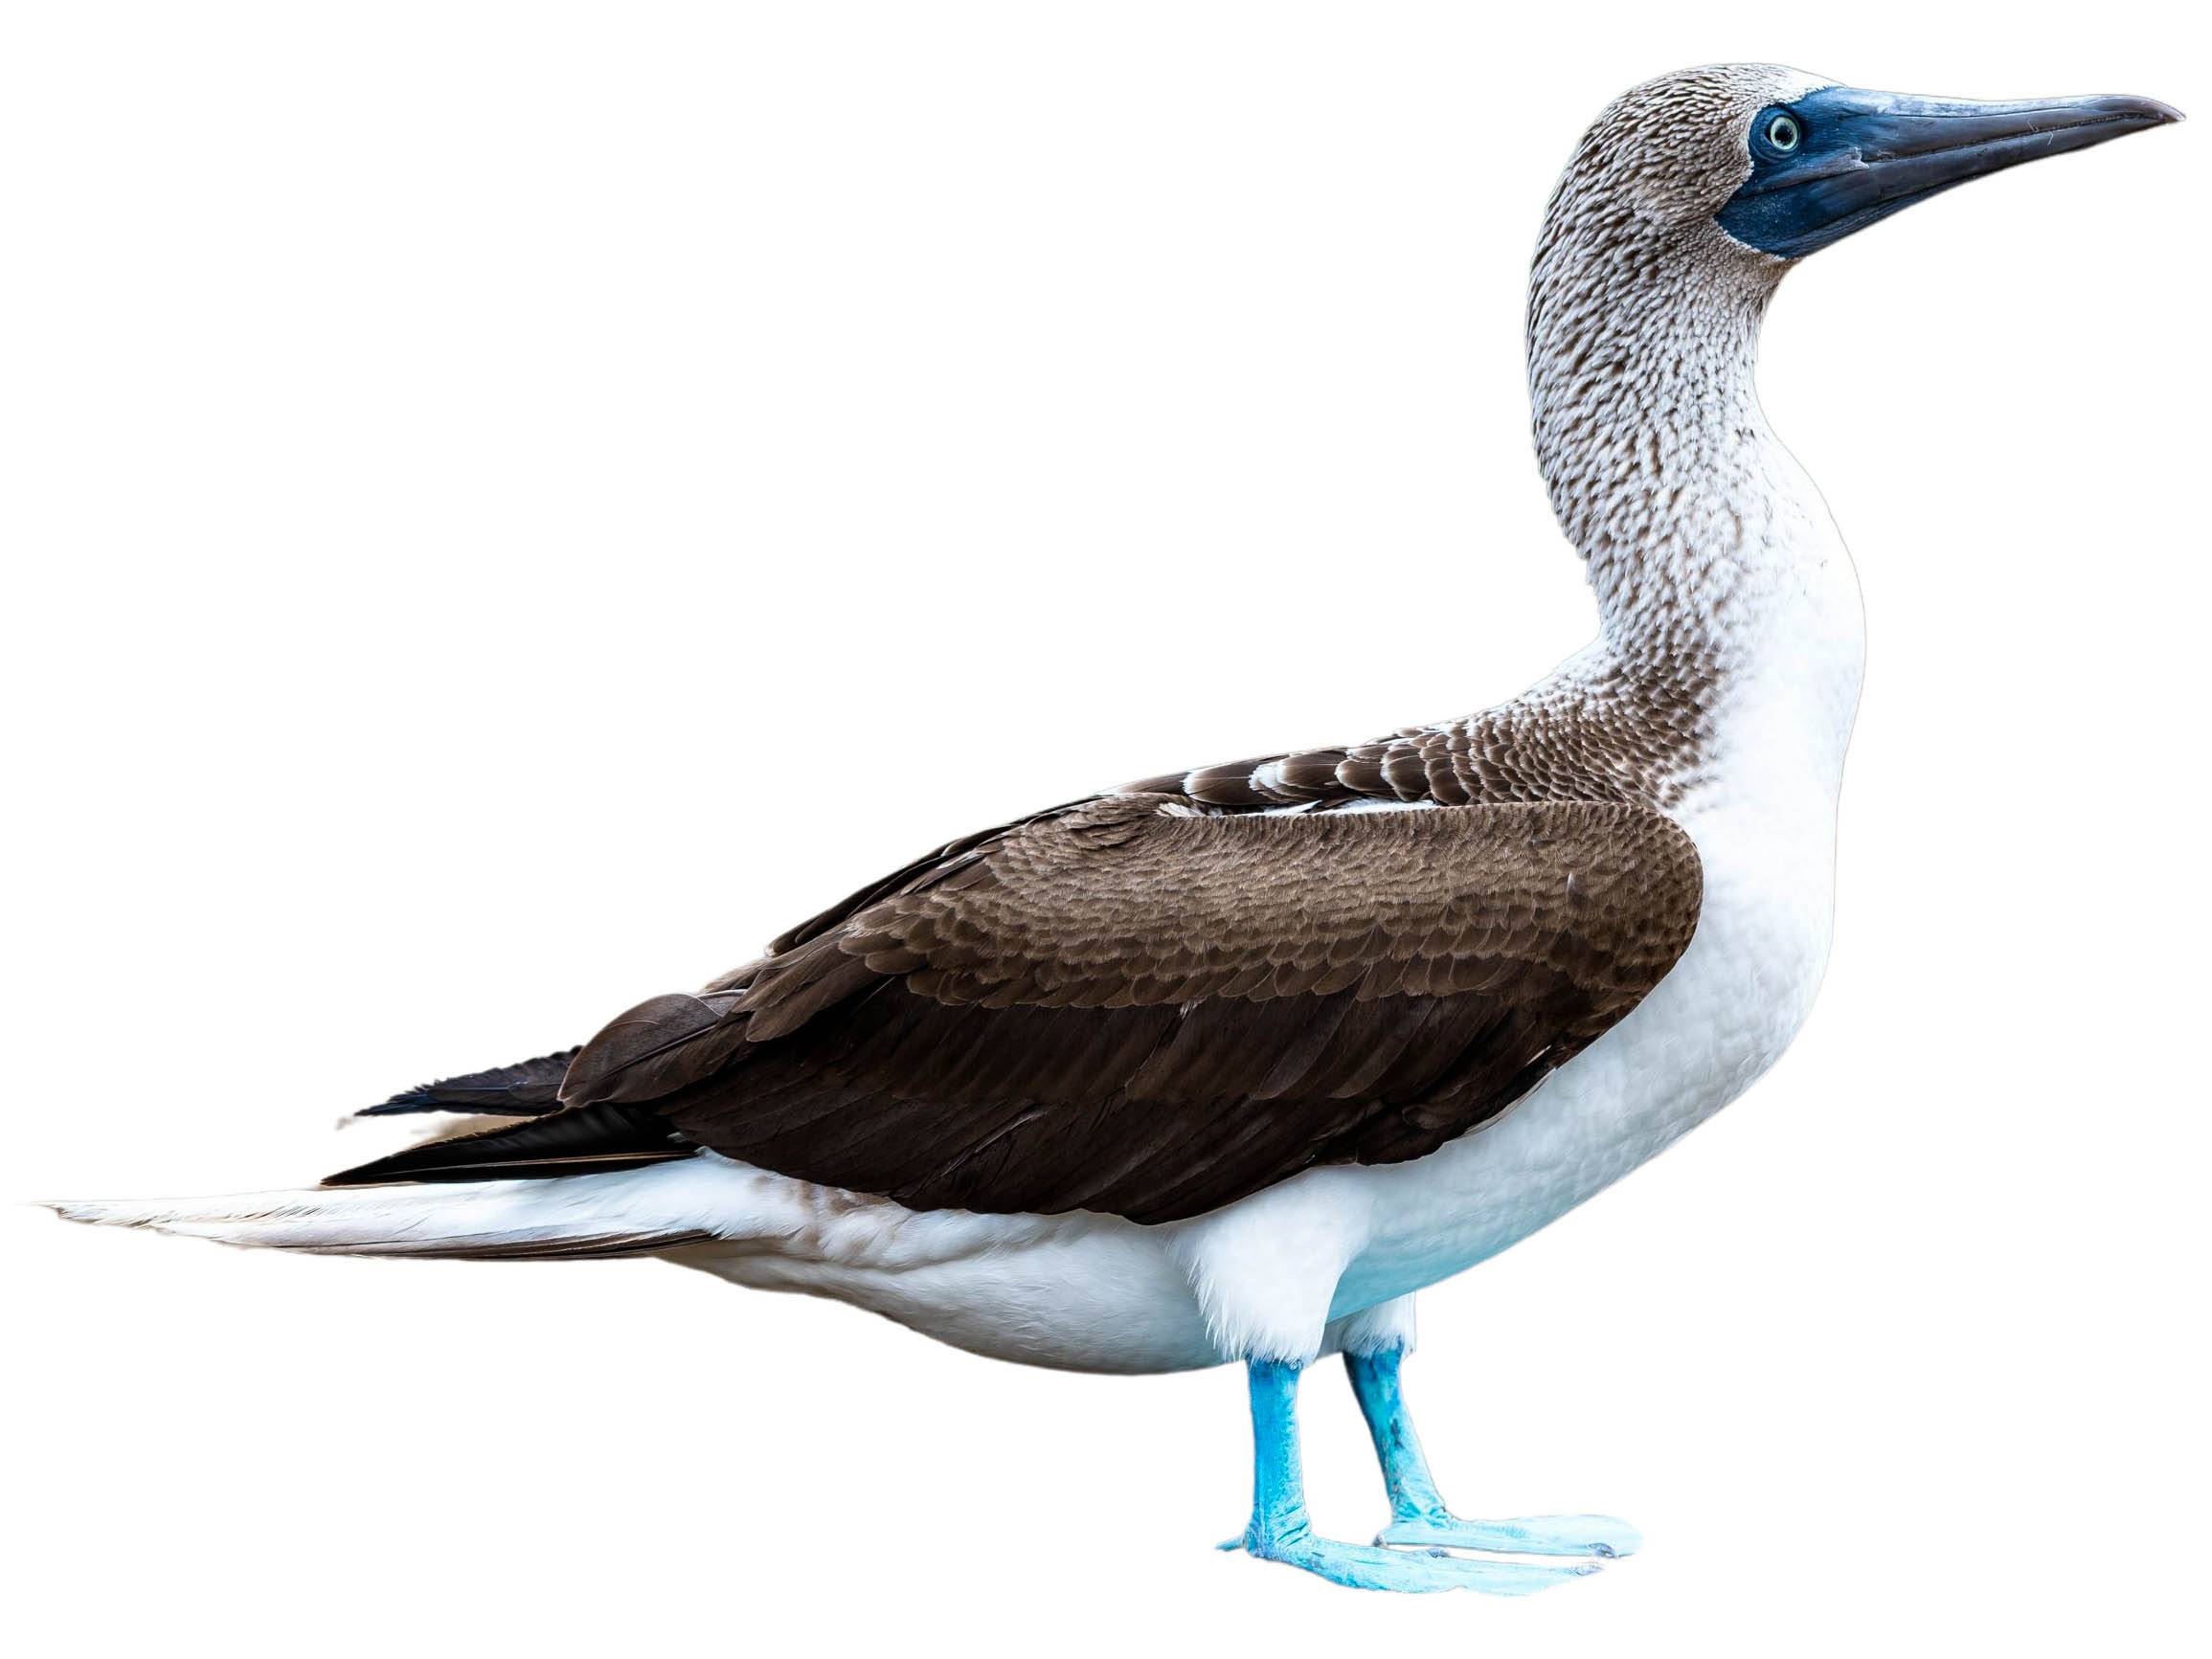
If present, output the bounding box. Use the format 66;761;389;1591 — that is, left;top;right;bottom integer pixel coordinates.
1718;87;2180;259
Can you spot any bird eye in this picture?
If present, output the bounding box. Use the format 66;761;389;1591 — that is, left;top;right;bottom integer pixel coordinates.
1763;112;1802;152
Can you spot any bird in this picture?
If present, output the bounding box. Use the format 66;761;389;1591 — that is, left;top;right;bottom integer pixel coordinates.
50;64;2180;1595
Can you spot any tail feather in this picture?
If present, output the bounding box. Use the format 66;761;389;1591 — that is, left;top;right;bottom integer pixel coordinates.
358;1048;581;1118
323;1100;691;1188
42;1157;771;1261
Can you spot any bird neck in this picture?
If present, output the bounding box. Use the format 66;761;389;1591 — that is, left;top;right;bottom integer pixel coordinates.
1525;235;1862;712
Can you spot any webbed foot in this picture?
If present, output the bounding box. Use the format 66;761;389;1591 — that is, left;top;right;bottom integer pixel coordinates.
1224;1528;1603;1595
1375;1511;1642;1558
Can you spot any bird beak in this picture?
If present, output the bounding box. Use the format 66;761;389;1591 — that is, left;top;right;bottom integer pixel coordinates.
1718;88;2182;258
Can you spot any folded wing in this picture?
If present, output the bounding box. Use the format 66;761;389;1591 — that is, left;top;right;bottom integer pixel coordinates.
329;796;1700;1223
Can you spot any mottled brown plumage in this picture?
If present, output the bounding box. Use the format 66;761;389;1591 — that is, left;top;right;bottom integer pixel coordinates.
330;796;1701;1222
1127;656;1718;813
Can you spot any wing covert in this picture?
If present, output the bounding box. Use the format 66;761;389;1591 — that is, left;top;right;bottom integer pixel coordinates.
553;796;1701;1223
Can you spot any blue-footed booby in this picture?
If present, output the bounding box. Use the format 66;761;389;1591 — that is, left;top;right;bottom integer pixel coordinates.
52;65;2179;1594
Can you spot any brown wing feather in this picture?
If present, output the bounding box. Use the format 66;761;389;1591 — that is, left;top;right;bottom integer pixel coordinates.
548;796;1700;1224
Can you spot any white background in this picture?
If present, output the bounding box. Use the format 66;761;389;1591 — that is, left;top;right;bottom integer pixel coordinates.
5;3;2206;1654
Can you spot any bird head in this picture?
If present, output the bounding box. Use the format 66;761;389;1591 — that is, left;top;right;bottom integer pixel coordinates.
1525;66;2178;595
1539;63;2179;280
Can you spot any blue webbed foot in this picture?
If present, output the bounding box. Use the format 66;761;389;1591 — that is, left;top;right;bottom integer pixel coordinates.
1229;1356;1613;1594
1223;1528;1603;1595
1341;1345;1642;1563
1374;1511;1642;1558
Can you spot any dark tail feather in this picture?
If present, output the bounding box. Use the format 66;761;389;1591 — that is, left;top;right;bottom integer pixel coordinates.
324;1101;692;1187
357;1048;582;1118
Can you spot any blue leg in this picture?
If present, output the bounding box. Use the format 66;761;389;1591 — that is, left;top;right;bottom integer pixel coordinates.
1345;1346;1641;1558
1223;1359;1603;1594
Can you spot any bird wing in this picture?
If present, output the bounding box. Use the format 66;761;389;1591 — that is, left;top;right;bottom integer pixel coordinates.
329;795;1700;1223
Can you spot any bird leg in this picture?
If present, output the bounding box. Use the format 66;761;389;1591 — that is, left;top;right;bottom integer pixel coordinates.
1343;1346;1641;1558
1223;1358;1601;1594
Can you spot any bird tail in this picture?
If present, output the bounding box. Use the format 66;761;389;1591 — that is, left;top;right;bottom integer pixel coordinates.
355;1048;580;1118
40;1156;785;1261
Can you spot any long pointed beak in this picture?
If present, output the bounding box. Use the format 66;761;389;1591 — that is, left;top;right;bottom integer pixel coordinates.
1718;88;2182;258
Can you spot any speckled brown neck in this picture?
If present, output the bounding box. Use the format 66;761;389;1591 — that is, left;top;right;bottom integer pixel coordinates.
1131;70;1867;821
1528;228;1788;677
